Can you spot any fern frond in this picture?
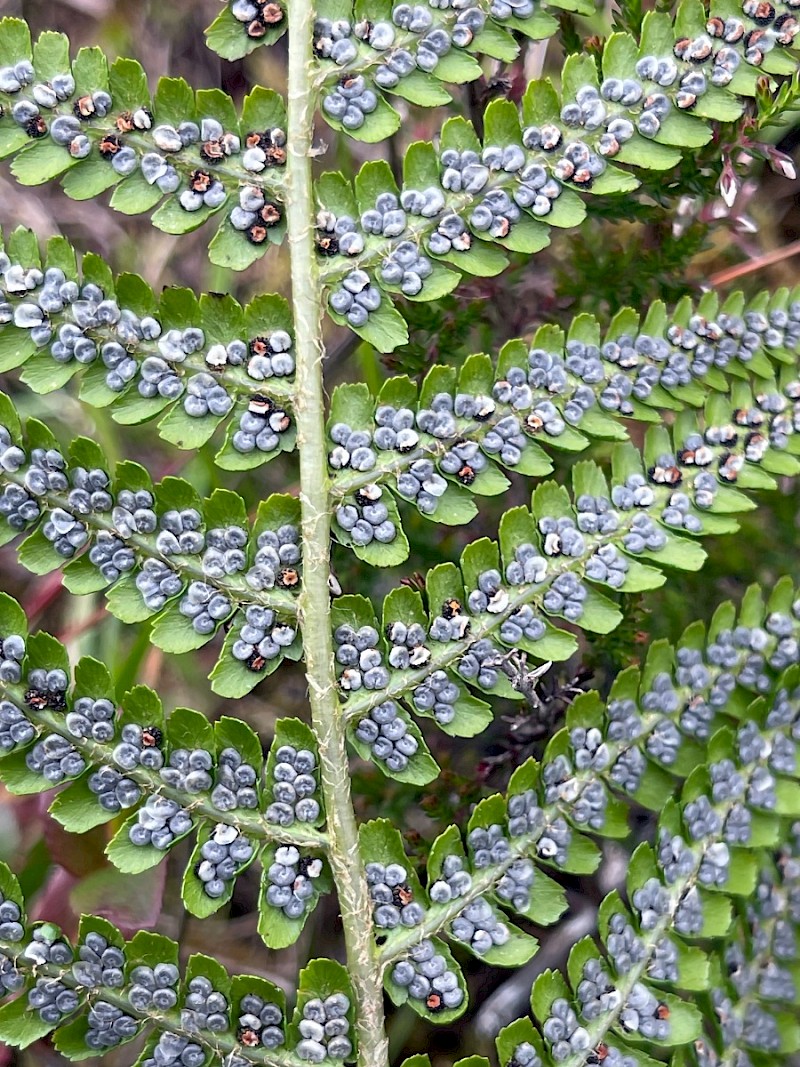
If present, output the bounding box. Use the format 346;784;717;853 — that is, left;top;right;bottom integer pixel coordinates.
208;0;576;69
309;0;798;143
0;593;327;937
0;400;300;693
337;433;795;771
0;874;356;1065
308;0;800;346
0;229;295;466
0;19;286;269
351;585;800;1043
326;287;800;545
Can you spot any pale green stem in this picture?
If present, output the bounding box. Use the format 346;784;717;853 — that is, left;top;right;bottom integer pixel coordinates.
285;3;389;1064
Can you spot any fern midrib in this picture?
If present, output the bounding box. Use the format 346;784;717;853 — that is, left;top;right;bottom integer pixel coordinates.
284;0;390;1062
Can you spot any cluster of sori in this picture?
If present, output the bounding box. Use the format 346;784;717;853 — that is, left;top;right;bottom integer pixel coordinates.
128;795;194;851
467;568;512;616
182;372;233;419
412;669;460;724
710;987;781;1054
198;524;248;581
265;743;320;826
648;934;679;983
229;0;285;39
328;421;377;472
42;505;88;557
0;630;24;684
21;925;72;968
618;982;671;1040
576;957;622;1020
132;500;190;556
27;976;81;1024
211;747;259;812
428;598;470;643
264;846;323;919
159;747;214;794
450;896;510;955
113;488;158;540
428;853;473;904
495;857;536;912
87;764;141;813
228;184;284;245
113;722;165;771
179;581;233;635
372;403;421;458
315;210;365;259
738;722;779;809
196;824;255;899
236;992;285;1050
0;440;42;531
354;700;419;772
181;975;229;1033
231;604;297;672
334;623;388;693
243;330;294;380
0;891;24;945
541;998;592;1060
536;815;572;867
24;666;68;712
295;992;353;1062
328;268;382;328
380;240;433;297
0;953;23;996
467;823;511;869
25;731;86;783
390;939;464;1013
386;618;433;669
231;393;293;456
605;913;646;977
0;892;23;994
396;458;449;516
84;1001;140;1051
88;530;135;583
321;73;378;130
507;1042;542;1067
141;1033;206;1067
764;684;800;774
507;788;544;839
366;861;424;930
456;636;506;689
72;931;124;989
542;754;608;831
438;437;487;485
245;523;300;592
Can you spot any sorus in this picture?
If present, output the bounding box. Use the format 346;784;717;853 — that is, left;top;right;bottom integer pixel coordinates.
141;726;163;748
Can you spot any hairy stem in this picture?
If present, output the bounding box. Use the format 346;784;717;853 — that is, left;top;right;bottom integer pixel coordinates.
285;5;389;1065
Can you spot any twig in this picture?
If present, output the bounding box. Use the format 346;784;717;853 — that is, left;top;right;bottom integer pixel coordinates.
706;237;800;287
